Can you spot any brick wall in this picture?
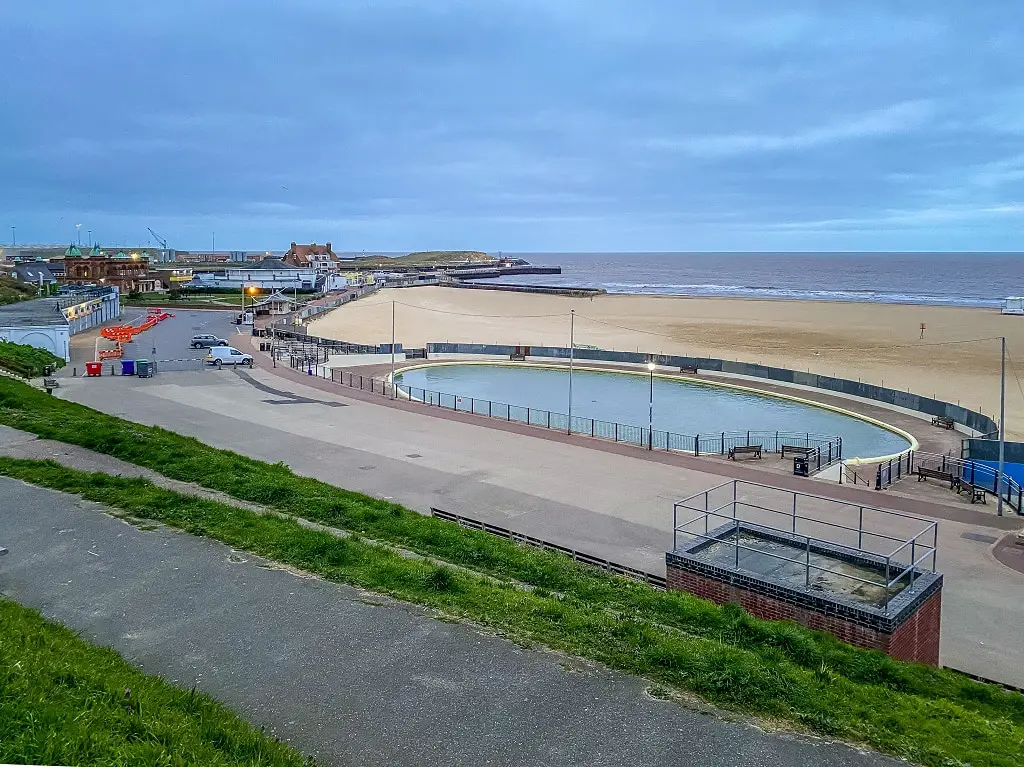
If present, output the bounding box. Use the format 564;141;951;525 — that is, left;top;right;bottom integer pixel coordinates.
667;564;941;665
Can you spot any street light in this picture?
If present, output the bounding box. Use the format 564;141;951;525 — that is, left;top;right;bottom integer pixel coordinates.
75;223;81;246
567;309;575;434
647;362;656;450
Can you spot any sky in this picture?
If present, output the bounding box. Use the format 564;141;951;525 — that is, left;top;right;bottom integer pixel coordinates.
2;1;1023;252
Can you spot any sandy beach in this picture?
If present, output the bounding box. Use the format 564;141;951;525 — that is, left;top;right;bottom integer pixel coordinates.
309;287;1024;439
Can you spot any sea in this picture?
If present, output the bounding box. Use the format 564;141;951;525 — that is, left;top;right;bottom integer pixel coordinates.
496;252;1024;308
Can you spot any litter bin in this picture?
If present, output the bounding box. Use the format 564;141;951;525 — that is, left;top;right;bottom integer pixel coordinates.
136;359;153;378
793;456;809;477
43;364;55;376
85;361;102;377
121;359;136;376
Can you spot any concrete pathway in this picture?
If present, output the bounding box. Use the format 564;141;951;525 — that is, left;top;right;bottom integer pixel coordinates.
0;477;896;767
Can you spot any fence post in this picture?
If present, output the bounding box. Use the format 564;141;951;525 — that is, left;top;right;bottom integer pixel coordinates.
695;434;700;457
721;432;725;454
805;538;811;588
547;411;550;429
747;430;750;446
488;400;492;418
615;423;618;442
527;407;531;425
591;419;594;438
875;466;882;490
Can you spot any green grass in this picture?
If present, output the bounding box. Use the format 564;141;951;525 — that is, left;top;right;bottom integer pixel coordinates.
0;597;311;767
0;274;37;306
0;340;65;378
1;378;1024;764
123;292;248;307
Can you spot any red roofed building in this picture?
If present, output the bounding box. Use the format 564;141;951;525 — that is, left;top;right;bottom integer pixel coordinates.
284;242;339;275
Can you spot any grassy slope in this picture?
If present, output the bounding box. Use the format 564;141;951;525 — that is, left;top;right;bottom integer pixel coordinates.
0;378;1022;764
0;598;310;767
0;274;37;306
0;340;66;378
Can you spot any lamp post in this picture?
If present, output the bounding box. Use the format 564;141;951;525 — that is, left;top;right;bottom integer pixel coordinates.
75;223;81;246
998;336;1006;516
10;226;14;246
647;361;656;450
390;300;396;399
567;309;575;434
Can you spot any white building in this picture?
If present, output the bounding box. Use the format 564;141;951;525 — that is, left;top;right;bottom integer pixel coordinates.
0;286;121;362
188;257;318;291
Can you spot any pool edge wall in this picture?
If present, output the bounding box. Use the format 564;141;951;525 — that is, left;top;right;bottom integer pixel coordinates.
424;343;998;440
666;523;943;665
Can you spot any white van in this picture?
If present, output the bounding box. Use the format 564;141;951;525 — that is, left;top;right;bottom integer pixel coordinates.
205;346;254;367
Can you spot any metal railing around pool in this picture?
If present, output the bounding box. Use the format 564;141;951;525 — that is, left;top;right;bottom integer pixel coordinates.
872;449;1022;513
319;368;843;467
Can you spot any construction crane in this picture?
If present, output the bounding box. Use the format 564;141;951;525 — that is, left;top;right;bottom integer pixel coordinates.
146;227;170;261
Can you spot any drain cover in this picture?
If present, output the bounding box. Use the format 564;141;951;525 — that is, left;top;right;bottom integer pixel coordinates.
961;532;999;544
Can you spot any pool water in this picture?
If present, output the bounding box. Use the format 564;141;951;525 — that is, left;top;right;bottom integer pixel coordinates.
395;363;910;459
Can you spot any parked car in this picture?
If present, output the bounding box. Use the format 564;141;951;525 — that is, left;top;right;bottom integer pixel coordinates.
191;334;229;348
205;346;254;367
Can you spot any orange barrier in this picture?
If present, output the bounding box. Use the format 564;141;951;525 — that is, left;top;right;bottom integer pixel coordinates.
98;348;122;360
100;308;175;343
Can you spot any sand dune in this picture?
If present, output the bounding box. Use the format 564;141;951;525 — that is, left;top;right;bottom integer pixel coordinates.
308;287;1024;439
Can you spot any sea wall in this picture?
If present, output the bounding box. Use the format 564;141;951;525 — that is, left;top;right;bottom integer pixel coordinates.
425;343;999;437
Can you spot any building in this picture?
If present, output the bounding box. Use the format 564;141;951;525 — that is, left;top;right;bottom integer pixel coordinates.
284;242;340;275
13;262;58;292
0;286;121;361
187;257;318;291
61;245;149;293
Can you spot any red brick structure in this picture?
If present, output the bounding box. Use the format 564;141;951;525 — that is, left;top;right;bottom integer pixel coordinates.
284;242;339;274
61;250;149;293
666;563;941;664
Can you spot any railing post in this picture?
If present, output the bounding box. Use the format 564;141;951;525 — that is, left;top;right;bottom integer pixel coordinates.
805;537;811;588
875;465;882;490
695;434;700;457
615;423;618;442
721;432;725;454
591;419;594;438
858;507;863;548
547;410;551;429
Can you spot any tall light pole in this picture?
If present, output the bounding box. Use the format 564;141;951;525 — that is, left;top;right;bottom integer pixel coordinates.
647;361;656;450
88;229;92;247
998;336;1006;516
212;231;216;255
390;300;396;399
75;223;81;246
567;309;575;434
10;226;14;246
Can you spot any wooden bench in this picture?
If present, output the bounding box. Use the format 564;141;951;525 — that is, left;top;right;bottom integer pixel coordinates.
679;365;699;374
954;480;987;504
931;415;955;430
781;444;813;459
917;466;955;487
728;445;763;461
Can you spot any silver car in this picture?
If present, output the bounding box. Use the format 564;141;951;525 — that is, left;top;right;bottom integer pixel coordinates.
190;334;229;348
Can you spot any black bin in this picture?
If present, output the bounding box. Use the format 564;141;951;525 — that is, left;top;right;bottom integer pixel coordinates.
793;456;809;477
